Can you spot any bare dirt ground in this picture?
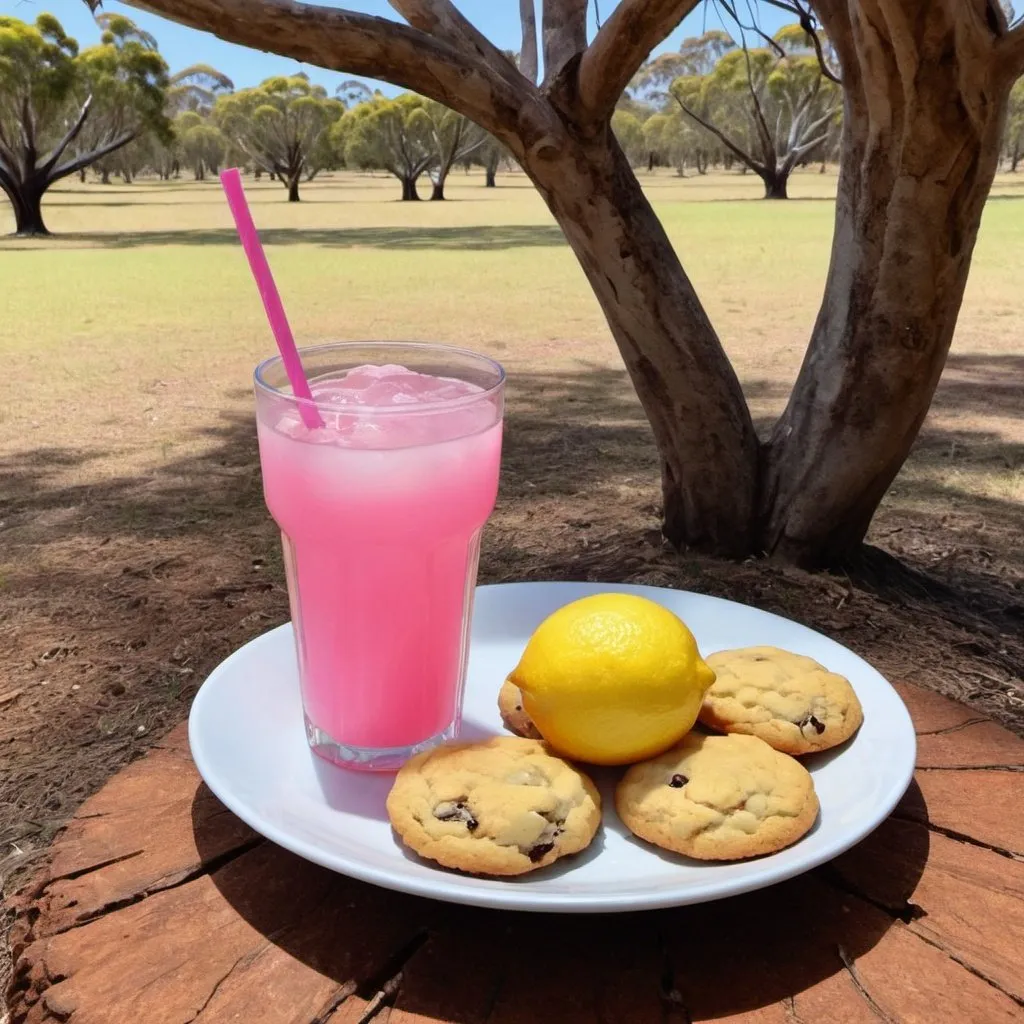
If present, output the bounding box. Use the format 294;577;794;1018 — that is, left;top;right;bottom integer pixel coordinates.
2;172;1022;1005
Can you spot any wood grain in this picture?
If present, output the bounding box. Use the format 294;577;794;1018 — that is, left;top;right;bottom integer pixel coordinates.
7;686;1024;1022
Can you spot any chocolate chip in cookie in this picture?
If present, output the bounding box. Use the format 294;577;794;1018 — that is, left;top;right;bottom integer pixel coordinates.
616;732;819;861
699;646;863;755
433;800;479;831
386;736;601;876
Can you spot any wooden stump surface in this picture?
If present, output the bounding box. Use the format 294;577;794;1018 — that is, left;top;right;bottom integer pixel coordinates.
6;681;1024;1024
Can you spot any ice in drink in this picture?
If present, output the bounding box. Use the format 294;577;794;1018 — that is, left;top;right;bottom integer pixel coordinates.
255;351;504;770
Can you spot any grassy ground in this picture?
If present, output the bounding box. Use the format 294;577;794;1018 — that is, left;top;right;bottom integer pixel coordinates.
2;167;1023;1000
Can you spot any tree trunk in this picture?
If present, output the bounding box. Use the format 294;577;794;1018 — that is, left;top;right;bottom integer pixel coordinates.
7;182;48;237
287;176;301;202
762;171;788;199
523;132;759;556
485;165;496;187
430;179;445;200
78;168;87;184
759;2;1008;566
101;169;111;185
696;151;708;175
1012;148;1020;172
400;175;421;201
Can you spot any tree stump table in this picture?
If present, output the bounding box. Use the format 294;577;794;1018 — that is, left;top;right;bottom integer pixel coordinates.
7;681;1024;1024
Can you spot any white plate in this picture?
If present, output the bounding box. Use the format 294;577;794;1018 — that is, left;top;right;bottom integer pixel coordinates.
189;581;915;913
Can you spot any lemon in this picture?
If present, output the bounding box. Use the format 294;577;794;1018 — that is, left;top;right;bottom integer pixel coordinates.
509;593;716;765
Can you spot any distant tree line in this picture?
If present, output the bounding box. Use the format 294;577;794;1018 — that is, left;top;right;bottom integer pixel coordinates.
0;12;513;234
5;11;1024;235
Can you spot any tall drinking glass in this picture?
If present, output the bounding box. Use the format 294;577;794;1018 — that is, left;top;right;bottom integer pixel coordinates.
254;342;505;771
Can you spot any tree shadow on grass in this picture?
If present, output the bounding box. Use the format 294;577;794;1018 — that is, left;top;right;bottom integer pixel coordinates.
0;366;793;554
1;360;1020;723
8;225;569;251
1;359;1020;581
5;367;1020;639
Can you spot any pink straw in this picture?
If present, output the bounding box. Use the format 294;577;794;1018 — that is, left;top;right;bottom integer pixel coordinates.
219;168;323;430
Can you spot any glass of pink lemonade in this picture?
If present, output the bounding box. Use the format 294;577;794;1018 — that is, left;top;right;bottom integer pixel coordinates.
254;342;505;771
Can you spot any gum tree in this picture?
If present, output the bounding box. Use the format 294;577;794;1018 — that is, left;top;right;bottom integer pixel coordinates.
214;75;343;201
420;98;487;199
168;63;235;114
671;34;841;198
99;0;1024;570
0;13;168;235
334;93;434;199
175;110;227;178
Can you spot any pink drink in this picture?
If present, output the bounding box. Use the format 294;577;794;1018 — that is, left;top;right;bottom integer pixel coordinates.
254;345;505;770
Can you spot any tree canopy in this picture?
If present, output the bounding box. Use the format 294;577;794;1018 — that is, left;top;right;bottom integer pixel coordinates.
669;31;841;198
213;74;344;201
168;63;235;115
335;93;434;200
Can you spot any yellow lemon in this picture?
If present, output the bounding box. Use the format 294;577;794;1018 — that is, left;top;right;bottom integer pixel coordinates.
509;593;716;765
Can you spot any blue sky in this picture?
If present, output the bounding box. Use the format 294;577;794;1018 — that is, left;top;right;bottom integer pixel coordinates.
3;0;791;94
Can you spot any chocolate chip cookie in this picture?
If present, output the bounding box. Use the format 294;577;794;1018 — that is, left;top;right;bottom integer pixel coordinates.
386;736;601;876
699;646;863;755
616;732;819;861
498;677;542;739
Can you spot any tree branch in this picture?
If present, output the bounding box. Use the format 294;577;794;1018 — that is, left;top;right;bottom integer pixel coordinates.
739;38;776;165
19;94;37;176
0;159;18;199
386;0;524;90
38;96;94;179
760;0;842;84
118;0;547;146
520;0;539;84
0;122;18;175
804;16;842;84
578;0;701;121
997;23;1024;82
781;127;829;171
542;0;588;84
49;131;137;183
673;95;766;175
715;0;786;58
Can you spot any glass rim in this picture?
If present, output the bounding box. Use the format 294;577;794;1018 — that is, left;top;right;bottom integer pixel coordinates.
254;340;506;416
